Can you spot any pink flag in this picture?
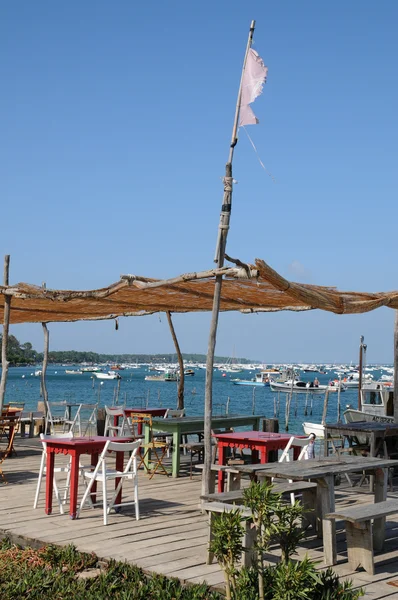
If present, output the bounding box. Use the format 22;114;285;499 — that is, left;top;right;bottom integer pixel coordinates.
239;48;268;126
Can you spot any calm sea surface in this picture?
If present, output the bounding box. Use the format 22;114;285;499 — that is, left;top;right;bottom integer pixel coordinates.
4;365;382;442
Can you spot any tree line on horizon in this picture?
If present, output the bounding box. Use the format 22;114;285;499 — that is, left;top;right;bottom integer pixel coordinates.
0;334;254;366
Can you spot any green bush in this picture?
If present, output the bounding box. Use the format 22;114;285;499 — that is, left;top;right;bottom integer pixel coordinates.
210;481;364;600
0;539;222;600
234;561;364;600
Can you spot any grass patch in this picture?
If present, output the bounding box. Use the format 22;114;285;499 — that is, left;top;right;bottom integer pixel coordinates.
0;538;222;599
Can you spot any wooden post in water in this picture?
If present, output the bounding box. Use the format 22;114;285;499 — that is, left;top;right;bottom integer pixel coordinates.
0;255;11;413
337;376;342;422
252;386;256;414
358;335;365;410
203;21;256;498
304;392;309;416
321;389;330;426
115;378;121;405
166;311;185;409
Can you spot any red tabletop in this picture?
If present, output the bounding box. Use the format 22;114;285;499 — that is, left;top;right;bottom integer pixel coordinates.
214;431;304;492
45;436;133;519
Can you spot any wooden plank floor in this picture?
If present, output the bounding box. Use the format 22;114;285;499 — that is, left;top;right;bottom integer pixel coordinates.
1;438;398;597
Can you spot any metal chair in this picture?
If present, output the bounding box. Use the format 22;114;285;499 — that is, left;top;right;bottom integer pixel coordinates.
78;439;141;525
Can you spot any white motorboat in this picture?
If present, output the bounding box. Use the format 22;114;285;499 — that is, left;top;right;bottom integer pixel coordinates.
93;371;121;380
270;380;327;394
65;369;83;375
344;381;394;425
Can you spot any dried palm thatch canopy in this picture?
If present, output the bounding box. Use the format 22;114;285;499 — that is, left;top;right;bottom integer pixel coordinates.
0;258;397;324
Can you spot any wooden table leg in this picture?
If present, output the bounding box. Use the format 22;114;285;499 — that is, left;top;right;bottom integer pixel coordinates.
369;433;376;491
260;446;267;463
373;467;387;551
90;451;99;504
218;443;226;492
69;449;79;519
45;449;55;515
171;428;180;478
115;449;124;505
319;475;336;566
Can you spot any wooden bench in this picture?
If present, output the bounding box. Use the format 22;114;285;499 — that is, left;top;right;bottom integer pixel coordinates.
195;463;241;493
326;499;398;575
201;480;318;533
201;501;255;566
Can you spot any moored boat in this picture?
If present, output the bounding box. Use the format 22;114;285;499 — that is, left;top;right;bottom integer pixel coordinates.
270;380;327;394
93;371;121;380
344;381;394;424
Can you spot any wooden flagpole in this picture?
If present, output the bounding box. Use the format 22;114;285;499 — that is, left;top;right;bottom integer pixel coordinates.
202;21;256;498
0;255;11;413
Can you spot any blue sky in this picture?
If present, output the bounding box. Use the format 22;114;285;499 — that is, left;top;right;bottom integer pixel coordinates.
1;1;397;362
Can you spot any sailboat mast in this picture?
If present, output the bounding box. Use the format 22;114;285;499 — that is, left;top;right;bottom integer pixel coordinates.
203;21;256;498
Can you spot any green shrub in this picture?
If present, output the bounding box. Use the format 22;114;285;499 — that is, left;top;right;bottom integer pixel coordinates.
0;539;222;600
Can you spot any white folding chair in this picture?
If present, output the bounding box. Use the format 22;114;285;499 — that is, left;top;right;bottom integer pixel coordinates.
45;401;67;434
63;404;82;436
104;406;128;437
78;439;141;525
80;403;98;436
33;432;74;514
278;434;316;504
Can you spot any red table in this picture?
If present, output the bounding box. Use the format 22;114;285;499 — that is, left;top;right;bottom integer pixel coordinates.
117;407;167;436
214;431;303;492
45;436;132;519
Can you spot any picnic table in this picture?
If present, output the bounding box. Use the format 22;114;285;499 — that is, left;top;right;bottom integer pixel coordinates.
213;431;302;492
230;455;398;566
324;421;398;457
144;414;264;478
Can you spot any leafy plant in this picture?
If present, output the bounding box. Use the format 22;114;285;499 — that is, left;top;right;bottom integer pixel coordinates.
0;539;222;600
209;510;245;600
272;499;306;562
243;480;281;599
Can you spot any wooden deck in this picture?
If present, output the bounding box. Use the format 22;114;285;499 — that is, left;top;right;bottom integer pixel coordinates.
2;438;398;597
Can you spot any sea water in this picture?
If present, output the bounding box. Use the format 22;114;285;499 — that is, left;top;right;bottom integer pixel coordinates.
3;365;374;440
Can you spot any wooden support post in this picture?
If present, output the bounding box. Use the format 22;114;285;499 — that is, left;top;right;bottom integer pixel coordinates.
41;322;49;408
203;20;256;499
0;255;11;413
394;311;398;423
166;311;185;410
263;418;279;462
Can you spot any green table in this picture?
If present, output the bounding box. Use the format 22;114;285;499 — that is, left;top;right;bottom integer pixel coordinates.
143;414;264;478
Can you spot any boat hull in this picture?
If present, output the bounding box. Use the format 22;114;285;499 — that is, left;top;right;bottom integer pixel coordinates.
270;382;326;394
233;380;266;386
